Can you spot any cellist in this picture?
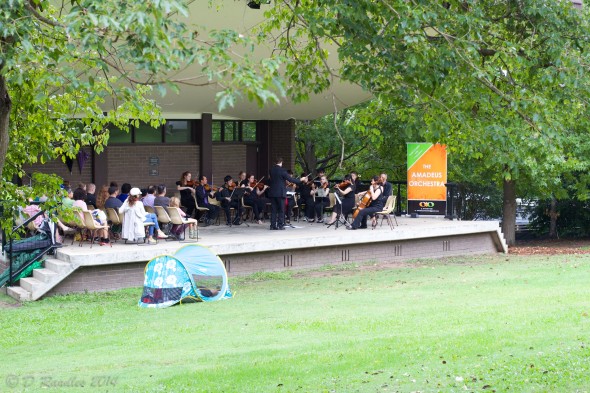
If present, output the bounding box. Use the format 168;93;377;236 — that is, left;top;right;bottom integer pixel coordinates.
348;175;385;230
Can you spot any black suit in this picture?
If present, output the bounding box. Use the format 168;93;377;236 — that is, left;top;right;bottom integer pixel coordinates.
382;181;392;198
268;165;300;229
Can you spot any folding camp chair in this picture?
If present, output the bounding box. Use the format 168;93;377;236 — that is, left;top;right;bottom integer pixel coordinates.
154;206;173;238
60;208;87;247
165;206;199;241
373;196;398;230
105;208;122;242
82;210;111;248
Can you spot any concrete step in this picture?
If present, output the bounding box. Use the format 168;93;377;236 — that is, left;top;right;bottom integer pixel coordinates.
45;259;72;274
33;268;58;283
7;286;31;301
20;277;43;293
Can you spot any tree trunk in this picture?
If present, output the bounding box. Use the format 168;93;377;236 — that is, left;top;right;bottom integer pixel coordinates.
0;75;11;182
502;179;517;246
549;196;558;239
303;140;317;176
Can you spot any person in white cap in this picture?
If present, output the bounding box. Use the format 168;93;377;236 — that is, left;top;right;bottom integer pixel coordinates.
119;187;168;244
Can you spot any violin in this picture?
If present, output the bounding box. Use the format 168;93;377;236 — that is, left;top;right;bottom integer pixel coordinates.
204;184;219;192
185;180;197;187
336;179;352;191
249;176;266;191
321;181;329;189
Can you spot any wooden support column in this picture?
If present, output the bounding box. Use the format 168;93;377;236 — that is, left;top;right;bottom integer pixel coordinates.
199;113;213;179
258;120;270;178
92;147;108;188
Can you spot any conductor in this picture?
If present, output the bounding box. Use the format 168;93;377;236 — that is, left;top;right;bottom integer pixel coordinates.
268;157;308;230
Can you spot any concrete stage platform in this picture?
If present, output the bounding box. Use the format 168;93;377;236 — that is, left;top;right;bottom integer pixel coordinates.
8;216;507;300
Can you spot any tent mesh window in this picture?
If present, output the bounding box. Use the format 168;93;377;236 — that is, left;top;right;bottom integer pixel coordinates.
140;287;183;305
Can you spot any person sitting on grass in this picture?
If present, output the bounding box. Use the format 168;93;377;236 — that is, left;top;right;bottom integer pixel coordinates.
119;187;168;244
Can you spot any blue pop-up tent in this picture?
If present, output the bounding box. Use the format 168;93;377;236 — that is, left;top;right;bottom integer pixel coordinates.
139;244;231;308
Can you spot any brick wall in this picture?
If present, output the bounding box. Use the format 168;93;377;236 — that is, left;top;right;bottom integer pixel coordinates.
222;233;496;274
211;144;247;186
46;262;146;296
269;120;295;171
106;145;199;194
42;232;497;297
22;148;93;186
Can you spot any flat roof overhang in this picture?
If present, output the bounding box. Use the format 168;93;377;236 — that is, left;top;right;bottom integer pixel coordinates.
150;1;372;120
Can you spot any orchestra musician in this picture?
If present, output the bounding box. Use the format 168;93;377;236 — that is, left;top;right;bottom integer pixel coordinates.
380;172;392;198
195;175;219;226
351;172;362;193
268;157;308;230
325;174;355;225
216;175;243;226
348;175;385;230
285;170;297;224
298;173;316;222
176;171;196;218
313;175;330;223
238;171;247;185
241;174;269;225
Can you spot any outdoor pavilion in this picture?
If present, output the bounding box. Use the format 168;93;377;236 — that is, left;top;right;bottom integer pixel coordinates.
22;0;372;192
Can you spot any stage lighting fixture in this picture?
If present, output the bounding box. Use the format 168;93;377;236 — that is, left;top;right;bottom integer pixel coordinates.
247;1;261;9
247;0;270;9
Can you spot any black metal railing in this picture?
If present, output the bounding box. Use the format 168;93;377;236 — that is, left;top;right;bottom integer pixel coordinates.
1;208;57;288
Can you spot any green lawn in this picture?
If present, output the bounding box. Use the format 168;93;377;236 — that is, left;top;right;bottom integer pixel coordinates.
1;254;589;393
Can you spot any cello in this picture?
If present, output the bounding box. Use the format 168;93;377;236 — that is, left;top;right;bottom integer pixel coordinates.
352;188;372;219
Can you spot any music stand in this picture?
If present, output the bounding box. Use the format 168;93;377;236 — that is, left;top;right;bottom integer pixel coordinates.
326;192;350;229
228;188;250;227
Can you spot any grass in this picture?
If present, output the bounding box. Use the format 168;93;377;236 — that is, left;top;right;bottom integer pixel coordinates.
1;254;590;392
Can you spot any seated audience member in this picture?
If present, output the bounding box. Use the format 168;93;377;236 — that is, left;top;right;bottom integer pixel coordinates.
95;185;109;210
85;183;97;207
119;187;168;244
117;183;132;202
62;187;74;208
142;185;156;208
169;196;197;239
72;187;109;245
20;199;70;242
104;186;123;209
154;184;170;207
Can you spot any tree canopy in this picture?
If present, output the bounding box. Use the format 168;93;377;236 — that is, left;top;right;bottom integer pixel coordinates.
260;0;590;244
0;0;283;228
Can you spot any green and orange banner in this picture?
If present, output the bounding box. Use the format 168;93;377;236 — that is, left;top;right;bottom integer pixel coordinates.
407;143;447;215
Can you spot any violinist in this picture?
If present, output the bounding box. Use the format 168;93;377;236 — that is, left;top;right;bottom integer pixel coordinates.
176;171;197;218
348;175;385;230
284;170;298;224
298;172;316;222
268;157;308;230
216;175;242;226
313;175;330;223
242;174;268;225
238;171;248;186
325;174;355;225
195;175;219;225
